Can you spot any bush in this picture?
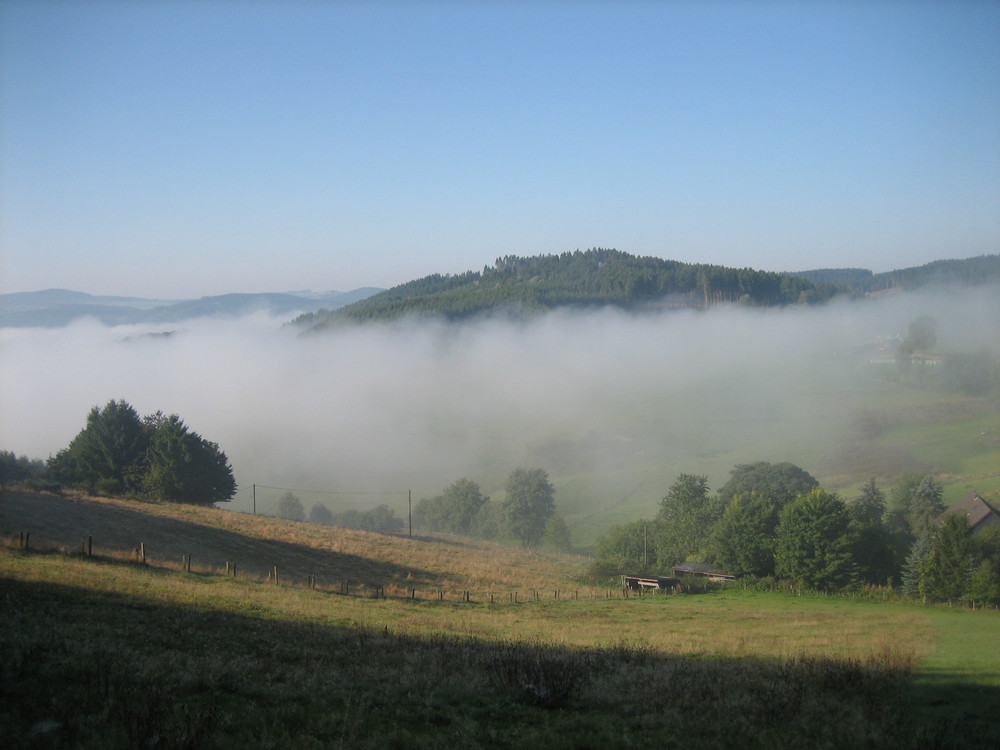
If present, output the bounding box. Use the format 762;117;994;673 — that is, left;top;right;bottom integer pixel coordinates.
95;478;125;497
17;478;62;494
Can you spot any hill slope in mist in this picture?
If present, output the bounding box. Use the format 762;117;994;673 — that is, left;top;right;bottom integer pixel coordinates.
295;250;1000;330
2;255;999;552
0;288;382;328
295;248;835;329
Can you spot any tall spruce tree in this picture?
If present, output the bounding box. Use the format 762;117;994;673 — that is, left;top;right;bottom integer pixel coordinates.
66;399;148;492
926;515;972;601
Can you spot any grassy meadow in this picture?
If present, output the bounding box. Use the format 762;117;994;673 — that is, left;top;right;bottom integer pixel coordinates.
3;492;1000;748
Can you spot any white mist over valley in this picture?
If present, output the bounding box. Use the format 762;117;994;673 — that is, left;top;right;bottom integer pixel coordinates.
2;286;998;543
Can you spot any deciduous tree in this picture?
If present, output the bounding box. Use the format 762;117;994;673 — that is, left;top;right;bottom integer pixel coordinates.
502;468;555;547
277;492;306;522
415;478;487;534
655;474;720;567
711;494;780;577
717;462;818;508
774;489;855;591
309;502;334;525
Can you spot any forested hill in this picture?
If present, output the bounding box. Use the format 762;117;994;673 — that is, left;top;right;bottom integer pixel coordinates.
295;249;836;329
786;254;1000;293
863;254;1000;292
295;250;1000;330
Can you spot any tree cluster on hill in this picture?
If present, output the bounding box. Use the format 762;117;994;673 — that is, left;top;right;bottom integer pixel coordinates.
591;462;1000;602
413;469;571;551
273;491;405;534
295;248;837;328
0;450;47;490
43;399;236;505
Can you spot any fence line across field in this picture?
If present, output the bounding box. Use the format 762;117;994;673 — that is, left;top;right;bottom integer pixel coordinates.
10;530;678;603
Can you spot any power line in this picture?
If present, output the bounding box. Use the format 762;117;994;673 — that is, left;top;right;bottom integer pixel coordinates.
252;483;409;497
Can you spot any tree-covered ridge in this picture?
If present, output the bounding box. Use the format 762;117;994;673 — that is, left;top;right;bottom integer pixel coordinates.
785;268;874;287
863;254;1000;292
294;250;999;329
296;249;834;329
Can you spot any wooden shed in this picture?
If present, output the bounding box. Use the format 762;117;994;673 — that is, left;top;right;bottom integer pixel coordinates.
672;562;737;582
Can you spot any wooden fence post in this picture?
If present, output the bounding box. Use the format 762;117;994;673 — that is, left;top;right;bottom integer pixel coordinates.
140;542;145;564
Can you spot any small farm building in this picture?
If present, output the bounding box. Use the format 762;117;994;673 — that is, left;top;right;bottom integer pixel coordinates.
673;562;737;582
941;491;1000;534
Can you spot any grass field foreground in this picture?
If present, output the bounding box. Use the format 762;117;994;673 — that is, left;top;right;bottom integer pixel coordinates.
4;545;999;749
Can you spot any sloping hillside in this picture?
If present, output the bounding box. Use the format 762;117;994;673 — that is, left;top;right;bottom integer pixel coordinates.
296;249;1000;330
0;491;585;594
295;248;833;329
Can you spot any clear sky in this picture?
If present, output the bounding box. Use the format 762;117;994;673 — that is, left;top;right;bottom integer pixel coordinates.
1;0;998;299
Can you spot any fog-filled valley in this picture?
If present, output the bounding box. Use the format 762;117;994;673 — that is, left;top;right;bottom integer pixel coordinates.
2;284;998;547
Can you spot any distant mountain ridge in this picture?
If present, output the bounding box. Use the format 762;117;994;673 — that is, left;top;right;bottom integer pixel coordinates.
0;288;382;328
296;250;1000;331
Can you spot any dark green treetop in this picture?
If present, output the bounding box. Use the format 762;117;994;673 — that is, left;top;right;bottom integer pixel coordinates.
717;461;819;507
774;489;855;592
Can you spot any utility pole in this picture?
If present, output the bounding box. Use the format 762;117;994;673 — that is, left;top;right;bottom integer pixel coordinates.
643;524;647;567
408;489;412;538
253;483;256;515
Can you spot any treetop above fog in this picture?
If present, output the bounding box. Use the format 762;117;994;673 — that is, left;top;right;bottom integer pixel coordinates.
48;399;236;505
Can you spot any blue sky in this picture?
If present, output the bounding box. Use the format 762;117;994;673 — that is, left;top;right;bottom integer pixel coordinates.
1;1;998;298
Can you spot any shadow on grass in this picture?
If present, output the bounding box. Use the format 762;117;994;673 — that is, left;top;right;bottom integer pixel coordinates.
910;667;1000;746
3;575;999;750
1;491;442;589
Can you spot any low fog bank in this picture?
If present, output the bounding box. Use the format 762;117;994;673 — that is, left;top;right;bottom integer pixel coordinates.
2;286;998;528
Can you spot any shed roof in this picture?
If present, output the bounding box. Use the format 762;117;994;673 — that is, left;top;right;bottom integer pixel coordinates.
942;491;1000;533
